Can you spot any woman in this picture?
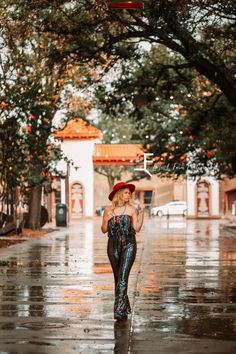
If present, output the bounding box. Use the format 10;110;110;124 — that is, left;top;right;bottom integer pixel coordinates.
101;181;145;321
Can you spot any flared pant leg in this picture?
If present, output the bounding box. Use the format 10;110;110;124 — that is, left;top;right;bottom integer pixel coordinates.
107;235;137;319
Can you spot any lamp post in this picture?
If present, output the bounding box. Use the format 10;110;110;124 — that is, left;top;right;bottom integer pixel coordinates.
107;1;144;9
65;161;70;222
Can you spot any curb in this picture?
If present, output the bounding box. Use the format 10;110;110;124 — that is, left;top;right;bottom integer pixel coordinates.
222;225;236;235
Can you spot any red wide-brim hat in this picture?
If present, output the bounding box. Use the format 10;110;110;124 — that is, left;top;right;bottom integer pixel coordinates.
108;182;136;201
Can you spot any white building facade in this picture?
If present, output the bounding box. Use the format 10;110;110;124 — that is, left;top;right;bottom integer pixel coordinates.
54;119;101;219
53;118;220;220
187;177;220;218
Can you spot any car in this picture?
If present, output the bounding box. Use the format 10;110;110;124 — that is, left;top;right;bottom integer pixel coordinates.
151;201;187;217
95;206;106;216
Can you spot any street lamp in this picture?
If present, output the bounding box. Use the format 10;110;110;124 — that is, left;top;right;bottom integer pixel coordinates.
65;161;70;216
74;165;81;172
107;1;144;9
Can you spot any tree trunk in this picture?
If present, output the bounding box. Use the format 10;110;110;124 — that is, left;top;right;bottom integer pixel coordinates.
158;12;236;108
192;59;236;109
107;175;115;191
27;185;42;230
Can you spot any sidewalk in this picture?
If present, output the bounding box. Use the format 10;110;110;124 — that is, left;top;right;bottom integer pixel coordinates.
220;215;236;236
0;217;235;353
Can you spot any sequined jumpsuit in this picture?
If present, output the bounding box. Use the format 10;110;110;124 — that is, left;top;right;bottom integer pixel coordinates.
107;214;137;320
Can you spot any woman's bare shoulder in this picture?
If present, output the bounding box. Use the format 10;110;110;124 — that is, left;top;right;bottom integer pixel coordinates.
104;205;112;213
127;204;137;214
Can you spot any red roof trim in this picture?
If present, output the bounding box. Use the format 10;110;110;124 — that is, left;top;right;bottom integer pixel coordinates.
54;118;101;140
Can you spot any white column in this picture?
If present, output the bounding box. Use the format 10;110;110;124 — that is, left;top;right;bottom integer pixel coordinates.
187;179;196;217
210;178;220;217
61;179;66;204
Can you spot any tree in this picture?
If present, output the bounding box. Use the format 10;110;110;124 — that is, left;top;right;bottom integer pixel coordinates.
0;2;93;228
94;106;138;189
0;97;66;228
9;0;235;108
6;0;234;177
0;106;26;217
1;0;235;190
95;45;236;177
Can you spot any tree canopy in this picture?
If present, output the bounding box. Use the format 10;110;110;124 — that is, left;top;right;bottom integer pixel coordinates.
1;0;235;193
94;105;138;188
95;44;236;178
0;1;94;227
6;0;234;106
3;0;234;177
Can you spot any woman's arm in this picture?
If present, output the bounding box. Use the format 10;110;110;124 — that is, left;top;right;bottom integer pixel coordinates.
101;206;111;233
132;204;145;232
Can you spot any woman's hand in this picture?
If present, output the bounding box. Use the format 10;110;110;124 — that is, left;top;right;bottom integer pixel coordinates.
138;203;145;212
137;203;145;215
101;206;112;233
132;204;145;232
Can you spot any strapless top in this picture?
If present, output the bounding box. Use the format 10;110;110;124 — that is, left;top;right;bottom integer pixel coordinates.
108;214;136;238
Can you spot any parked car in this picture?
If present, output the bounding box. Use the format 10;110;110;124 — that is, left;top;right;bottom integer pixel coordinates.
151;201;187;217
95;206;106;216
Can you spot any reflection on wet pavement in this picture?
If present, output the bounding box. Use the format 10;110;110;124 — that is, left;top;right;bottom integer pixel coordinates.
0;218;235;353
130;218;236;353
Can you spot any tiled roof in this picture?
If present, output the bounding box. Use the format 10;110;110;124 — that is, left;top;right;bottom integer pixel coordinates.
93;144;143;165
54;118;101;140
223;177;236;192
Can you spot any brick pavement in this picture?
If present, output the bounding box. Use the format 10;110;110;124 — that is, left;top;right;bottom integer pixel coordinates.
0;217;235;353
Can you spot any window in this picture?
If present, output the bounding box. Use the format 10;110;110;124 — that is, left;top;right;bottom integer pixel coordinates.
55;190;61;204
144;191;153;205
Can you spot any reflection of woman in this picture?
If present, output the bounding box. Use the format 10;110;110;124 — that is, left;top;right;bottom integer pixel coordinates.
101;182;145;321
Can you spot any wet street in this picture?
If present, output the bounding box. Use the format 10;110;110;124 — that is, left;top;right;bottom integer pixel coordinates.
0;217;235;353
